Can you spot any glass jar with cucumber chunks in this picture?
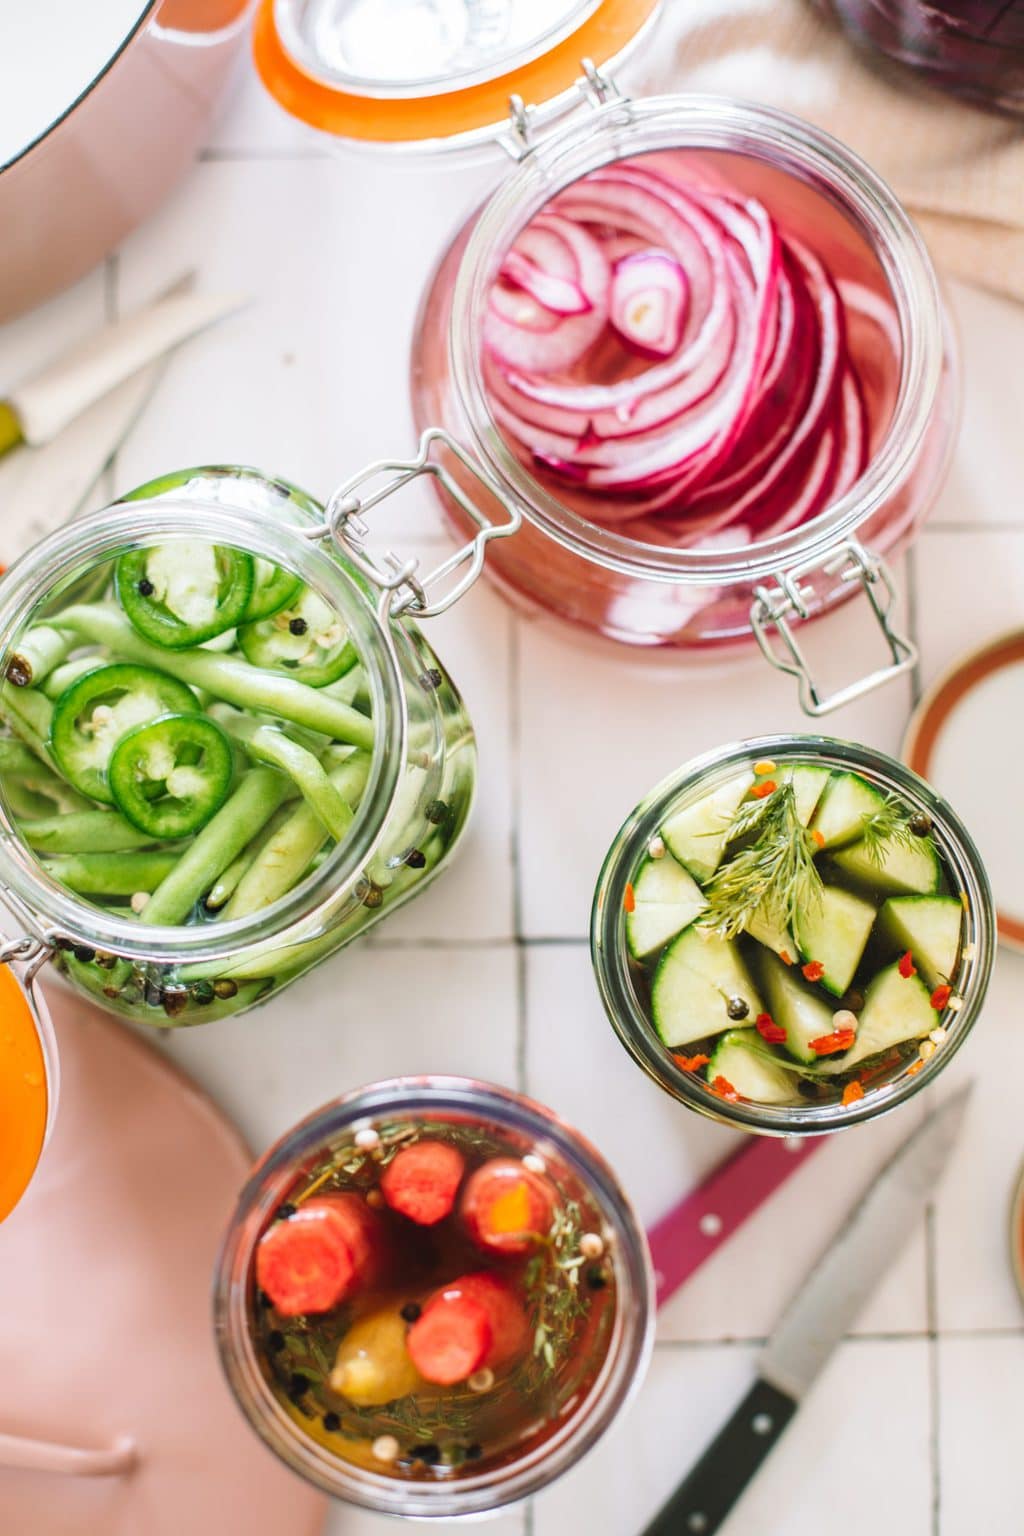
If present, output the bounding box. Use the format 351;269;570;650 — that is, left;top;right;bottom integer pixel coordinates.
591;735;994;1134
0;456;493;1028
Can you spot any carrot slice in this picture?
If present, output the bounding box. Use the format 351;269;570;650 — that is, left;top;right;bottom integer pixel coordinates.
406;1271;530;1384
460;1158;556;1255
256;1194;381;1317
406;1291;493;1385
380;1139;466;1226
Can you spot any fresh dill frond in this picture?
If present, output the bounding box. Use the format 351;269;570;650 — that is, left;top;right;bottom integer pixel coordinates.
858;793;932;867
701;782;822;938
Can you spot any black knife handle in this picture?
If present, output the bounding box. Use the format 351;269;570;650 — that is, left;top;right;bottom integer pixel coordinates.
642;1378;798;1536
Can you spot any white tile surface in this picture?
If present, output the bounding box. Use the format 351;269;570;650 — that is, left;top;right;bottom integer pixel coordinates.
2;43;1022;1536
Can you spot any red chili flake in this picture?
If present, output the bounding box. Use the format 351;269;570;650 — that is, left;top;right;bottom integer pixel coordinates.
930;984;952;1010
802;960;825;983
808;1028;857;1056
898;950;917;979
842;1081;865;1107
906;1060;924;1077
673;1053;710;1072
623;882;636;914
750;780;777;800
812;829;826;849
755;1012;787;1044
710;1075;739;1101
779;949;794;967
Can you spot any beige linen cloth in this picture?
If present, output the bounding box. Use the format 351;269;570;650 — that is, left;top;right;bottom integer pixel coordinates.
642;0;1024;303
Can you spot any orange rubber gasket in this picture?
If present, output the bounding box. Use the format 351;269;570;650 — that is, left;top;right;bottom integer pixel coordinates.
253;0;660;144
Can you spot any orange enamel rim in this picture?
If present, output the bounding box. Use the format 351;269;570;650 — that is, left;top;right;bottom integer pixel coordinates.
1011;1161;1024;1309
253;0;660;145
0;965;56;1223
903;628;1024;951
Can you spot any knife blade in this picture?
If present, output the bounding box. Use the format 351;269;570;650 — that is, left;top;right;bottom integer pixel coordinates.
642;1085;971;1536
0;280;247;455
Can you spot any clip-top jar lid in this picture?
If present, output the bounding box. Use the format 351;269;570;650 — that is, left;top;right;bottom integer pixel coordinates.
254;0;661;148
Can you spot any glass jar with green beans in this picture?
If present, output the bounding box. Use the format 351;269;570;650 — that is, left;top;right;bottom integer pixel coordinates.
0;448;513;1026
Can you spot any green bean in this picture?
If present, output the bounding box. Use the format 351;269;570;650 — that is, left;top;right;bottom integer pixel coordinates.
0;684;57;769
4;625;71;689
220;714;354;841
57;604;375;750
5;781;58;820
140;768;291;927
223;752;370;919
21;811;164;853
42;850;180;897
42;654;104;700
0;739;44;776
202;805;294;911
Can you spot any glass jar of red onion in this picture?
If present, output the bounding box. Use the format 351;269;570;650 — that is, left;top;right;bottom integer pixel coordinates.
815;0;1024;115
411;91;958;712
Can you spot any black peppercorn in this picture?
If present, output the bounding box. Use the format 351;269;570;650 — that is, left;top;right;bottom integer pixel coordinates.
213;977;238;999
465;1444;483;1461
73;945;96;963
425;799;448;825
144;980;164;1009
288;617;308;636
412;1443;441;1465
405;849;426;870
400;1302;422;1323
191;979;216;1006
586;1266;609;1290
276;1202;297;1221
162;987;189;1019
268;1331;285;1352
726;996;750;1021
362;882;384;910
257;1290;273;1309
137;579;155;597
4;656;32;688
910;811;933;837
418;668;443;691
289;1372;308;1397
322;1412;341;1433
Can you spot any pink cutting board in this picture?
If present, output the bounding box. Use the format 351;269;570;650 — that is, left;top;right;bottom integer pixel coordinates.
0;986;326;1536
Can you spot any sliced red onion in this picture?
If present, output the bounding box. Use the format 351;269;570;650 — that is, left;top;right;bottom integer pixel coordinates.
481;157;885;550
609;250;689;358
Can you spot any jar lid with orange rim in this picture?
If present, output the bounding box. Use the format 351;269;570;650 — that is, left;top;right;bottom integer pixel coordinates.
0;941;58;1224
254;0;663;153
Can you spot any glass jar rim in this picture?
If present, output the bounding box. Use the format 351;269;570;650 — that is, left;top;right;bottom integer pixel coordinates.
0;497;405;964
213;1075;655;1516
590;733;995;1135
450;93;947;586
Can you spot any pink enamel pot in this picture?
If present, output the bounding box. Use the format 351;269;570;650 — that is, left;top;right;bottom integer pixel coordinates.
0;0;252;323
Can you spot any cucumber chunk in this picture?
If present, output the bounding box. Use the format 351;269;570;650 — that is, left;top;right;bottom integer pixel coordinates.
780;764;830;826
877;895;962;988
707;1030;797;1104
795;885;876;997
809;772;885;849
651;926;763;1048
827;961;936;1072
831;834;940;896
759;951;837;1064
626;853;707;959
661;771;754;884
746;906;795;962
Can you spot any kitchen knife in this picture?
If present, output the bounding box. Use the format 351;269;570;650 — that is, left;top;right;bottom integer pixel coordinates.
0;280;246;457
643;1085;971;1535
649;1135;822;1308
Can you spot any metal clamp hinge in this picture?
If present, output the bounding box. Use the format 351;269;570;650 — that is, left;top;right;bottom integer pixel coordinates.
499;58;628;161
750;540;917;717
0;935;54;991
311;428;521;621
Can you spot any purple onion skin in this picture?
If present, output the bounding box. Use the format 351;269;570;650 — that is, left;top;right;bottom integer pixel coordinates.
817;0;1024;112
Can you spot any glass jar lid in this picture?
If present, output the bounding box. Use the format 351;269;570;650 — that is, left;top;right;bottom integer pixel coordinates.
254;0;661;149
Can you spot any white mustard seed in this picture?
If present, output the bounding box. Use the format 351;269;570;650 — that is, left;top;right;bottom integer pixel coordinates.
918;1040;937;1062
130;891;150;914
929;1027;948;1046
354;1126;380;1150
372;1436;400;1463
522;1153;546;1175
467;1368;495;1394
946;995;964;1013
579;1232;605;1259
648;835;667;859
832;1009;858;1032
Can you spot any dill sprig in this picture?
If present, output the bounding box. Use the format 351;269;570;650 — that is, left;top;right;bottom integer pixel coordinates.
702;782;823;938
514;1200;590;1396
858;793;932;866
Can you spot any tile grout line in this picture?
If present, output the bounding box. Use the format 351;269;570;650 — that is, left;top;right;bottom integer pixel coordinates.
925;1204;942;1536
653;1324;1024;1350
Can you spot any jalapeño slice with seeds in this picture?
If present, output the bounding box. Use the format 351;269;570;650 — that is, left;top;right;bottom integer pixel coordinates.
238;585;359;687
108;713;234;839
50;663;199;804
116;543;255;647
